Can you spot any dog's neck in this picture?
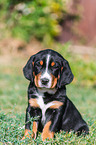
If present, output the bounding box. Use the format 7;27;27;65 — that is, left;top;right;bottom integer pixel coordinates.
37;87;57;95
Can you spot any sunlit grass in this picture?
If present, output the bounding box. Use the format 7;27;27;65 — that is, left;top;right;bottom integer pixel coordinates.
0;111;96;144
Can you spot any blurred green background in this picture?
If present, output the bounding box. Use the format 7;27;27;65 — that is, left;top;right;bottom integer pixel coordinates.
0;0;96;119
0;0;96;144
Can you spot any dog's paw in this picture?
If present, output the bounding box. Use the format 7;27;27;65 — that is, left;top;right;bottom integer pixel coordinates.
21;129;31;140
42;131;54;141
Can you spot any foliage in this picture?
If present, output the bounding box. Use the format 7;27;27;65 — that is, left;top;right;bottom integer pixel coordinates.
0;0;76;42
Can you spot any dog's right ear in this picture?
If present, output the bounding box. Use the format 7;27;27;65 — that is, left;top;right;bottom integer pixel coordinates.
23;55;35;82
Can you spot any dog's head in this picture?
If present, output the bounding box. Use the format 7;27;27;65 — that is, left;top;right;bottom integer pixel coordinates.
23;49;74;89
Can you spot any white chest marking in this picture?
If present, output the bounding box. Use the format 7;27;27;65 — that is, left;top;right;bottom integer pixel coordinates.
36;92;53;124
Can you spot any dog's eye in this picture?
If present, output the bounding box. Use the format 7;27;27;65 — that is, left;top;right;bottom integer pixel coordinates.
35;61;40;66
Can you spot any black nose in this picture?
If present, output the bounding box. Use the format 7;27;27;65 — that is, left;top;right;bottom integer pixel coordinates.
41;78;49;85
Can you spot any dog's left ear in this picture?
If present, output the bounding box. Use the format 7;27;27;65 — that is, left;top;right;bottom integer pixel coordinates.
57;59;74;88
23;55;35;82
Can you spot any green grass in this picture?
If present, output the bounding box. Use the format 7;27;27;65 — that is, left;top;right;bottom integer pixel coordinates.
0;49;96;144
0;110;96;144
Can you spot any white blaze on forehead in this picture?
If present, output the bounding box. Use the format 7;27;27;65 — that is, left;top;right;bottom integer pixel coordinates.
38;54;52;88
41;54;50;78
46;54;50;70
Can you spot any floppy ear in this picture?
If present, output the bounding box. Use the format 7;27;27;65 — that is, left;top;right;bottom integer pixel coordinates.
23;55;35;82
57;59;74;88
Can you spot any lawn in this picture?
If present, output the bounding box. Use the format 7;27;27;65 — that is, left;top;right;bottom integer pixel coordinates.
0;48;96;144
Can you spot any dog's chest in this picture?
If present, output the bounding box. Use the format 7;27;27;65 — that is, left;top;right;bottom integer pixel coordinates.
36;92;53;123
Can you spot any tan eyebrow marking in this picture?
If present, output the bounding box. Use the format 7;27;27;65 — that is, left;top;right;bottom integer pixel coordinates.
51;62;55;66
40;60;43;65
61;67;63;71
32;61;34;66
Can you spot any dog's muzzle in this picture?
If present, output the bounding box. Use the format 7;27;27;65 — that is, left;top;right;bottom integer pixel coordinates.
41;78;49;86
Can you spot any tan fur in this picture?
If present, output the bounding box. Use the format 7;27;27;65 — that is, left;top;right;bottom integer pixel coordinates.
42;121;54;141
34;72;41;87
40;60;43;65
29;98;40;108
21;129;31;140
31;121;38;139
51;62;55;66
49;101;63;109
51;74;57;88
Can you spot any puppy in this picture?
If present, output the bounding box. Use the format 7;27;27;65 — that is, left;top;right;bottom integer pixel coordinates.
22;49;89;141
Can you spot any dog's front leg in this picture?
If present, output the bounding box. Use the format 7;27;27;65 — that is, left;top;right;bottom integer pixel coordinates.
22;106;39;140
41;104;64;141
41;121;54;141
22;106;32;140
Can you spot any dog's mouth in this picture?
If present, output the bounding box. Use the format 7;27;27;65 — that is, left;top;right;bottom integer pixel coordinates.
34;73;57;89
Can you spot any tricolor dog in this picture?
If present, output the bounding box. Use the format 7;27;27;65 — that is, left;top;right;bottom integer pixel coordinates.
22;49;89;141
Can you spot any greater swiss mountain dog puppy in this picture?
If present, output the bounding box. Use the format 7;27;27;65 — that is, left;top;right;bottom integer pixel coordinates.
22;49;89;141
